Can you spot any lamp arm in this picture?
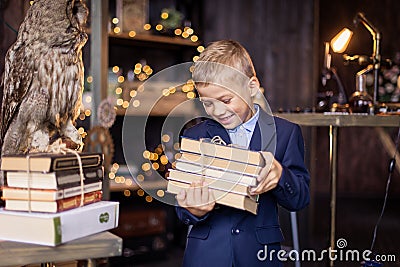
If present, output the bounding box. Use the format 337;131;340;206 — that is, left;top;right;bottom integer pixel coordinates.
354;12;381;105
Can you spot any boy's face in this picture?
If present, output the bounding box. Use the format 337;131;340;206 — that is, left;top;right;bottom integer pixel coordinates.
197;84;255;130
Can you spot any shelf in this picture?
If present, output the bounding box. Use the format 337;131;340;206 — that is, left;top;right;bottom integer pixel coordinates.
275;113;400;127
108;31;201;48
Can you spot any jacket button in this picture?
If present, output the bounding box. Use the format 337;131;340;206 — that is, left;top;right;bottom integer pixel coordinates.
231;228;240;235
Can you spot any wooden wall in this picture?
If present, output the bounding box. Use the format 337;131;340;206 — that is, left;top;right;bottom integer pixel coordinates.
201;0;317;112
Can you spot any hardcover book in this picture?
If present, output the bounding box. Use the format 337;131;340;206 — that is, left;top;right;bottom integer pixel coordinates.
167;180;258;215
168;169;255;197
0;201;119;246
180;137;265;166
174;160;258;186
4;190;103;213
5;166;103;190
2;181;103;201
180;152;262;177
0;152;103;173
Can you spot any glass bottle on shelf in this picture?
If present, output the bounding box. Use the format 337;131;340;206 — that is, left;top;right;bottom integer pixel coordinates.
349;72;373;114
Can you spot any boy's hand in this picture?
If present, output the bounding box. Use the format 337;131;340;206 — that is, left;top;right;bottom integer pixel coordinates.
250;152;282;195
176;180;216;218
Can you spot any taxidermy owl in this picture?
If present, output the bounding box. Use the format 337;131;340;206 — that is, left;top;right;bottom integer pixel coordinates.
0;0;88;156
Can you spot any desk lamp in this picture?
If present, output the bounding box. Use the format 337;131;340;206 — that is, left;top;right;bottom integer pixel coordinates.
330;12;381;106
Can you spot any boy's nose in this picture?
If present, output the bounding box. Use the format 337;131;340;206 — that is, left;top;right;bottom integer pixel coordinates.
212;102;226;116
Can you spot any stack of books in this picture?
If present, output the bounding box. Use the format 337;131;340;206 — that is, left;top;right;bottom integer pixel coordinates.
1;152;104;213
0;152;120;246
167;137;265;214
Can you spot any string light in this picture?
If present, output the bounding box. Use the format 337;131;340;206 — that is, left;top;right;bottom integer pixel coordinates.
128;31;136;37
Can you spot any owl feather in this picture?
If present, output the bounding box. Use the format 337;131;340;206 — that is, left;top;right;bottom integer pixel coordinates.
0;0;88;156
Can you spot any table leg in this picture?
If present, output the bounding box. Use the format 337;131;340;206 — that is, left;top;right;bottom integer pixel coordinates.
329;125;338;267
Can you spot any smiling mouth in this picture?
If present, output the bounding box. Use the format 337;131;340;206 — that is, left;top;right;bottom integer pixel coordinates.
217;114;235;124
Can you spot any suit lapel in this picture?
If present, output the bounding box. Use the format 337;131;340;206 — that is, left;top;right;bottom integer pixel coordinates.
249;109;276;153
206;120;231;145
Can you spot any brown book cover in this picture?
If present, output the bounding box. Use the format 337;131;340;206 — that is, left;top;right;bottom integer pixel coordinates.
167;180;258;215
4;190;103;213
180;137;264;166
5;166;103;190
180;152;262;177
0;152;103;173
174;160;258;187
168;169;255;197
1;181;103;201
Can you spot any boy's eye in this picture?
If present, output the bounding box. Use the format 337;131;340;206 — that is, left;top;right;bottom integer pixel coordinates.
202;101;212;107
222;99;231;104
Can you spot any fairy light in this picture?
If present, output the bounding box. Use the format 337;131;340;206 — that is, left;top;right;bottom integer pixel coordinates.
86;76;93;83
137;174;145;182
85;95;92;103
112;66;120;73
116;98;124;106
124;190;131;197
160;155;169;165
108;172;115;179
132;100;140;107
130;90;137;98
156;24;163;31
121;101;129;108
125;179;133;186
197;46;205;53
143;24;151;31
173;143;180;151
112;18;119;24
162;134;170;143
142;163;151;171
155;147;163;155
113;27;121;34
193;55;199;62
161;12;169;19
187;91;196;99
115;87;123;95
78;127;85;135
128;31;136;37
117;76;125;83
174;29;182;35
145;195;153;202
152;162;159;170
84;109;91;116
157;190;165;197
182;31;189;38
191;35;198;42
143;150;150;159
162;89;170;96
137;189;145;196
79;113;85;120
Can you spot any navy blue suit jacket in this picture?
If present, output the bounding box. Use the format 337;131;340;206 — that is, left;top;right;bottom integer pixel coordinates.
176;110;310;267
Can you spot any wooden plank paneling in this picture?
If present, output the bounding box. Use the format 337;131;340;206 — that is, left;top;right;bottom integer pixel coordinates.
202;0;315;111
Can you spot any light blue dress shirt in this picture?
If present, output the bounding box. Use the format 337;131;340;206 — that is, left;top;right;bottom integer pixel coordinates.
227;105;260;149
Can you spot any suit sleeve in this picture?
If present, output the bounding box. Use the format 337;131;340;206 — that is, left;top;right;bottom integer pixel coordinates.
271;123;310;211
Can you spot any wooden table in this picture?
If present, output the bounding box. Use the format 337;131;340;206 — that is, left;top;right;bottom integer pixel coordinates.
275;113;400;267
0;231;122;267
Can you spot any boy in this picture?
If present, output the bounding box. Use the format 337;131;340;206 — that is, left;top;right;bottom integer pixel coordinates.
176;40;310;267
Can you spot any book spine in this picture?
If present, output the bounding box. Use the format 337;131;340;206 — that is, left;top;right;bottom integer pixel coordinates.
51;154;103;172
56;191;103;212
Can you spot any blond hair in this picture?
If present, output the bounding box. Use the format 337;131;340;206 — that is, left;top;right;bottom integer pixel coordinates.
193;40;256;87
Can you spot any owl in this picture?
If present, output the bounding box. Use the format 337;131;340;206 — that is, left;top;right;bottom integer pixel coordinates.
0;0;88;156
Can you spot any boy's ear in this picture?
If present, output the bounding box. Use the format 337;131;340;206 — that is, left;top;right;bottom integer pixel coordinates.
248;76;260;97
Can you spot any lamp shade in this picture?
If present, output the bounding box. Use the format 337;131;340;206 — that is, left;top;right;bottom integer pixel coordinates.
330;28;353;53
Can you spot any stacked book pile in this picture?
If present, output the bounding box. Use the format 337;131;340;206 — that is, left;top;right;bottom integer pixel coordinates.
167;137;264;215
1;152;104;213
0;152;119;246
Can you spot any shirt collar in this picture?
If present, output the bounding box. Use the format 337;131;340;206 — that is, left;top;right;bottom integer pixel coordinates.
228;104;260;133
